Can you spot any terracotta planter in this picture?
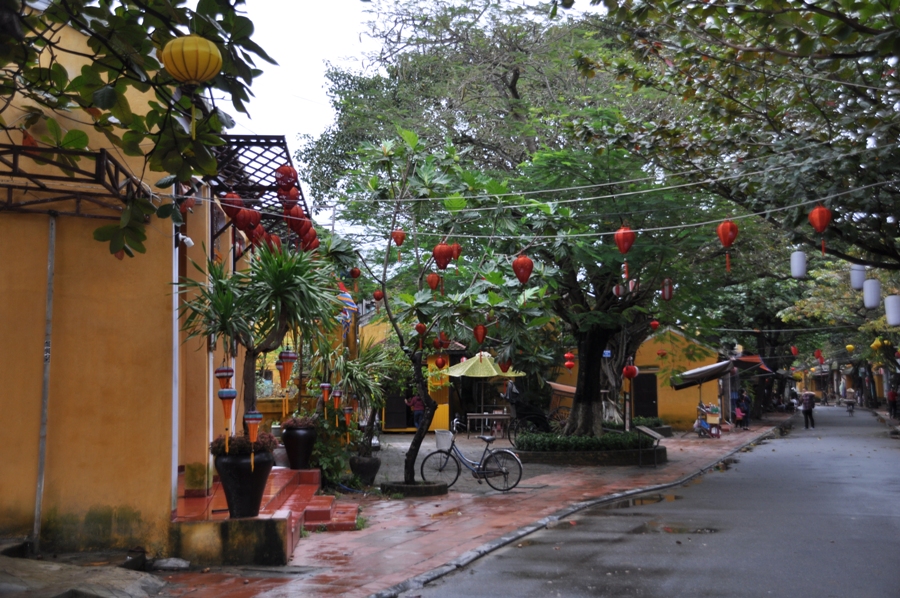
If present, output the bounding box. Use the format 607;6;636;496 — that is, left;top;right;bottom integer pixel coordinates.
281;426;317;470
214;451;274;518
349;455;382;486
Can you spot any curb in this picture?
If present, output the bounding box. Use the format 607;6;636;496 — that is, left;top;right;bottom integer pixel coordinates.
367;423;783;598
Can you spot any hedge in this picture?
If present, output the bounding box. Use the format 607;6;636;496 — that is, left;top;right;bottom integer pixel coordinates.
515;431;655;452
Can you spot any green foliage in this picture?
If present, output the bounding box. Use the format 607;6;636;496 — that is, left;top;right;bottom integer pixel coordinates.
311;404;358;485
4;1;274;255
515;431;653;451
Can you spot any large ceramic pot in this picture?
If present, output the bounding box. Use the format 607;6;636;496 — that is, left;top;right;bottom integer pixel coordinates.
349;455;382;486
281;427;317;470
214;451;274;518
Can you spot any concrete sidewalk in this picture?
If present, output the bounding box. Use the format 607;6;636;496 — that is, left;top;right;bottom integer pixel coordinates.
0;413;793;598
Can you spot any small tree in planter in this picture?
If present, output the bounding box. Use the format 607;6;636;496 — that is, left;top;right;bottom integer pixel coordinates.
332;340;392;485
179;243;338;421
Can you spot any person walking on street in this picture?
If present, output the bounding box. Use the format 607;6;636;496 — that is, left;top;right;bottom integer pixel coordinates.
801;391;816;429
887;385;898;420
405;394;425;430
737;390;751;430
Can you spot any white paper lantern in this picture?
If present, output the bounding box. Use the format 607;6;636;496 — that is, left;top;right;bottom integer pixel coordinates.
850;264;866;290
885;295;900;326
790;251;807;279
863;278;881;309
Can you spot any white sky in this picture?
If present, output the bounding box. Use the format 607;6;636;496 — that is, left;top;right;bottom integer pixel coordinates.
229;1;378;154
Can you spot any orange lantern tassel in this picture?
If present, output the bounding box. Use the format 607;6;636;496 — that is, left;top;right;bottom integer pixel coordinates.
244;411;262;472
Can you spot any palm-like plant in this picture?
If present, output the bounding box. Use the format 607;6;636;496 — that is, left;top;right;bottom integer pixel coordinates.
332;339;392;457
179;244;338;420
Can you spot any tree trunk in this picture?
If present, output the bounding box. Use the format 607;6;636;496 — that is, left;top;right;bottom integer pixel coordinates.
565;328;614;437
403;350;435;483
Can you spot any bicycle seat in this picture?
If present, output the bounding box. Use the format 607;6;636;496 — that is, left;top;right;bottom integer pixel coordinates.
476;435;495;444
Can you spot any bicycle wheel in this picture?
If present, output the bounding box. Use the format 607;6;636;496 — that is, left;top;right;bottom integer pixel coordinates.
548;407;570;433
420;450;461;488
482;449;523;491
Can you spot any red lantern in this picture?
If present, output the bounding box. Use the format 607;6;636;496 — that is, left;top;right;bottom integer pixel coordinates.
451;242;462;261
277;185;300;209
373;289;384;302
426;272;440;292
350;267;361;280
435;356;446;369
433;242;453;270
307;238;320;251
234;208;252;231
179;196;195;215
391;229;406;262
814;349;822;358
657;350;667;357
808;204;832;256
473;324;487;344
612;284;626;298
415;322;427;349
628;279;640;293
650;319;659;331
250;224;266;246
499;360;512;373
716;220;739;273
301;227;318;251
791;345;799;356
564;360;575;370
614;226;636;278
432;338;442;350
622;364;639;379
274;164;298;190
266;234;282;252
512;254;534;285
660;278;674;301
440;331;451;349
818;356;825;365
221;192;243;219
564;352;575;361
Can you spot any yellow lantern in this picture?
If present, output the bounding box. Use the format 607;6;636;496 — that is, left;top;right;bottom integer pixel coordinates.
846;344;855;353
161;35;222;85
872;338;883;350
160;35;223;138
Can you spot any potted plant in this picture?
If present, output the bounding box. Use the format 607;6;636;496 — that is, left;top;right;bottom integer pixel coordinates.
280;412;318;470
331;340;394;486
209;432;278;518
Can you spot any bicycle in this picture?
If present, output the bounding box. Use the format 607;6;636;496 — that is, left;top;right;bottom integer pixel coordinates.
420;430;523;492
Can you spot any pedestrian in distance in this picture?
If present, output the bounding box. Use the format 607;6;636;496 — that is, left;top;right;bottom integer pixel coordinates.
405;394;425;430
801;391;816;429
887;385;898;420
737;390;751;430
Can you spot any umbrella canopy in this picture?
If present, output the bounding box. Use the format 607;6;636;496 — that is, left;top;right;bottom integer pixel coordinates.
671;360;734;391
446;351;525;378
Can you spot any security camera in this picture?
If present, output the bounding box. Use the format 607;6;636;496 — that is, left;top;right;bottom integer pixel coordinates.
175;233;194;248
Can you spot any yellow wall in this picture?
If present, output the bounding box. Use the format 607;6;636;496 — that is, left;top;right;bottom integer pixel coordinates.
0;213;174;553
634;330;718;431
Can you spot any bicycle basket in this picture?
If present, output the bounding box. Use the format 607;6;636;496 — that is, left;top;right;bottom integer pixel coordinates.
435;429;453;450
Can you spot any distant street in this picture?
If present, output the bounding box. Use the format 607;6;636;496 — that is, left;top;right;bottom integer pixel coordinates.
401;407;900;598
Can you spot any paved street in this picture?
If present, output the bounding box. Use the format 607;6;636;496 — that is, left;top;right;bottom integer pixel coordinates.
400;406;900;597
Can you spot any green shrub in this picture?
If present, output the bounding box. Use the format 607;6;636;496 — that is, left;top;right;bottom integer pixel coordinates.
515;431;654;452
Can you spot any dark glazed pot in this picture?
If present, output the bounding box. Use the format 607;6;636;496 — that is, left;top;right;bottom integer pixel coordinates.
214;451;274;518
349;455;382;486
281;426;317;470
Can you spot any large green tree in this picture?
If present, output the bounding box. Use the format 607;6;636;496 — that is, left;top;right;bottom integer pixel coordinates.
565;0;900;269
1;0;272;255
